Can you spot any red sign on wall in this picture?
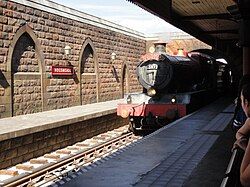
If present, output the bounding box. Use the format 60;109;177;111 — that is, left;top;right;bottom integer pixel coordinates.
51;66;74;76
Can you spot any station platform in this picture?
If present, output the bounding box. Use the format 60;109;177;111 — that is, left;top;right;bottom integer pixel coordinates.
59;97;235;187
0;99;123;142
0;99;126;169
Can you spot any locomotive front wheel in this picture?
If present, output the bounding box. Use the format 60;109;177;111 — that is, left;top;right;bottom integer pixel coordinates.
155;117;166;127
140;118;147;126
128;123;136;133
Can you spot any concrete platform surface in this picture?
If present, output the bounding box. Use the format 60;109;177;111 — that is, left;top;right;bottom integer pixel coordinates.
59;98;234;187
0;99;123;141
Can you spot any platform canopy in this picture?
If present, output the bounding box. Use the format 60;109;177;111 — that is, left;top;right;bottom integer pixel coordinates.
127;0;239;51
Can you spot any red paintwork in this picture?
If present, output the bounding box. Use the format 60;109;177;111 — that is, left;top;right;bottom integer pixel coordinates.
117;103;186;118
51;66;74;76
140;53;161;61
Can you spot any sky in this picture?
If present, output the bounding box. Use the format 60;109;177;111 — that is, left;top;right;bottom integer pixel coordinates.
50;0;182;35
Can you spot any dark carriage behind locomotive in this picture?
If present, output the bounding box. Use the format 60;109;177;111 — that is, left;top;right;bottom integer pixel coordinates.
117;50;225;132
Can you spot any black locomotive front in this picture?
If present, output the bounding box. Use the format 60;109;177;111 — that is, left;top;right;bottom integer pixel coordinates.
136;53;217;97
117;51;220;132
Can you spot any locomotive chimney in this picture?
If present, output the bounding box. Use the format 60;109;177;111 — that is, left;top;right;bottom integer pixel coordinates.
154;40;167;53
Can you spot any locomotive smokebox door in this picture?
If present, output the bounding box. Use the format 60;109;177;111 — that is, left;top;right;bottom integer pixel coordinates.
137;60;173;91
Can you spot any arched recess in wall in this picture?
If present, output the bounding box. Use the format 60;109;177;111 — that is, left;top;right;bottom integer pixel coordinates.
7;25;45;116
79;38;99;104
121;62;130;98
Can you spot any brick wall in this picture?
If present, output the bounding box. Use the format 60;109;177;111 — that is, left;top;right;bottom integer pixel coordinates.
0;113;128;169
0;0;145;118
13;77;42;115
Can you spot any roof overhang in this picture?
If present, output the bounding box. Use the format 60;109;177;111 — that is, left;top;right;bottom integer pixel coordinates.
127;0;240;51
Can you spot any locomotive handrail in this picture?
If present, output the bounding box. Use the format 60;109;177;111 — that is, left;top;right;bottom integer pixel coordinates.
131;102;145;116
220;148;244;187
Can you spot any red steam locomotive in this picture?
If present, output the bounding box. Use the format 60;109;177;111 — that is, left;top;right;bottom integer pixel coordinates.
117;46;225;132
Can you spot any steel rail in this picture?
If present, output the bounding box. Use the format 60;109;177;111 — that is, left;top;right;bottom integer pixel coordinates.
3;132;136;187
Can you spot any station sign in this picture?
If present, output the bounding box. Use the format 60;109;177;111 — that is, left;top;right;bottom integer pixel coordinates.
51;66;74;76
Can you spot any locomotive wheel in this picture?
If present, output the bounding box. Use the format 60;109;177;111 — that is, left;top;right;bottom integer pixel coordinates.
156;117;166;127
140;117;147;126
128;123;137;133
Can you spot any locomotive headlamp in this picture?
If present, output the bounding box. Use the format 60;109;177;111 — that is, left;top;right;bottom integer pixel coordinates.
111;52;116;60
171;97;176;104
127;95;132;104
147;87;156;97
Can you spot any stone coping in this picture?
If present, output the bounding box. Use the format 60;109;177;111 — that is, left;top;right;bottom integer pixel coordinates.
0;99;123;141
10;0;145;39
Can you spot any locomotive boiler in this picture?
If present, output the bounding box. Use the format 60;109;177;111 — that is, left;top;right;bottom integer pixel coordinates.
117;46;221;132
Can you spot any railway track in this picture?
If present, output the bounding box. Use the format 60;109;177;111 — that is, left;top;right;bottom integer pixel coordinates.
0;125;141;187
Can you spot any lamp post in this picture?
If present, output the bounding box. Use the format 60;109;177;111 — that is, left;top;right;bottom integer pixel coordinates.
111;52;116;61
110;52;119;82
64;45;71;56
110;52;116;68
64;45;72;66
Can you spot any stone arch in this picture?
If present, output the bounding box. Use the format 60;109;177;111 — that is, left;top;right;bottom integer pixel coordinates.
79;38;99;104
7;25;45;116
121;62;130;98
